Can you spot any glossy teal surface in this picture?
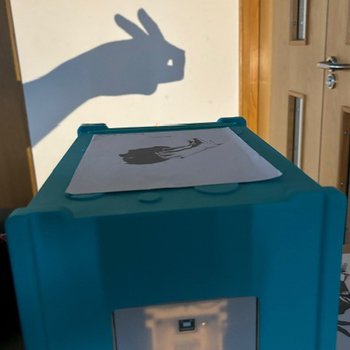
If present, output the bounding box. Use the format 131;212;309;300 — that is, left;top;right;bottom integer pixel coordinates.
6;118;346;350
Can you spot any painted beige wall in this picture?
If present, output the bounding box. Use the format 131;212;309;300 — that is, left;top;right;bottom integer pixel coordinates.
11;0;239;186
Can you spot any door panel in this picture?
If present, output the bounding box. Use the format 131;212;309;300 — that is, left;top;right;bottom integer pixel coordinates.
319;0;350;189
319;0;350;243
269;0;328;180
266;0;350;242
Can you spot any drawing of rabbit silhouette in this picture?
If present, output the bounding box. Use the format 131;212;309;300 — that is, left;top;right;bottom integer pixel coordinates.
24;9;186;145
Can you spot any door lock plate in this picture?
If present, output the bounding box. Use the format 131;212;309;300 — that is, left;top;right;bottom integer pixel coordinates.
326;73;336;89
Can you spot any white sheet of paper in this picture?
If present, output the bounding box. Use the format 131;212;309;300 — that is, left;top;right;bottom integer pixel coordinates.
66;127;282;194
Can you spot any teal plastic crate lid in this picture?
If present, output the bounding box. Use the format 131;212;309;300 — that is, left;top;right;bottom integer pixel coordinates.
20;117;323;218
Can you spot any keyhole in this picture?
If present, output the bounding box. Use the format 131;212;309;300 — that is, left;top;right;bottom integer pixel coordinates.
326;73;336;89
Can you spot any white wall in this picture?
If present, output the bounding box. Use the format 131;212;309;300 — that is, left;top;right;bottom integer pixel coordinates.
11;0;239;187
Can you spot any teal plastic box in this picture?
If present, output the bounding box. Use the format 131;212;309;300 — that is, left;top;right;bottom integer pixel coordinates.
6;117;346;350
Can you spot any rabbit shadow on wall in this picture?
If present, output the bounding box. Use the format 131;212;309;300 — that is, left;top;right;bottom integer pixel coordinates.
24;8;186;145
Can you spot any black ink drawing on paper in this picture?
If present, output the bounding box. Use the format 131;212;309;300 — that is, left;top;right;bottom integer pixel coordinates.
119;138;223;165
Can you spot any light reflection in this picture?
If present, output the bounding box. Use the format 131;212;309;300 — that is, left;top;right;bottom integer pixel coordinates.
145;300;228;350
113;297;257;350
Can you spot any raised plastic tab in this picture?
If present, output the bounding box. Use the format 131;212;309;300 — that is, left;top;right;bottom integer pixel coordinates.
138;192;162;203
78;123;108;136
194;183;239;195
217;117;247;126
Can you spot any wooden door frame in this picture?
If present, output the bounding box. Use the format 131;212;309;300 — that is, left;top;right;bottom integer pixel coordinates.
0;0;37;209
239;0;260;133
240;0;272;141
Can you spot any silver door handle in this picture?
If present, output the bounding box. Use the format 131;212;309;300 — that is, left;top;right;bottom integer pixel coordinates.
317;56;350;71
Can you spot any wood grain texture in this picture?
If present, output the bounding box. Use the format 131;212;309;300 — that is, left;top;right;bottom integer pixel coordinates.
319;0;350;189
0;0;36;209
239;0;259;133
257;0;272;141
347;0;350;45
268;0;328;182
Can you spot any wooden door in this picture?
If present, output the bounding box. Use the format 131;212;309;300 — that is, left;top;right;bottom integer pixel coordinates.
267;0;329;180
319;0;350;189
319;0;350;242
262;0;350;242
